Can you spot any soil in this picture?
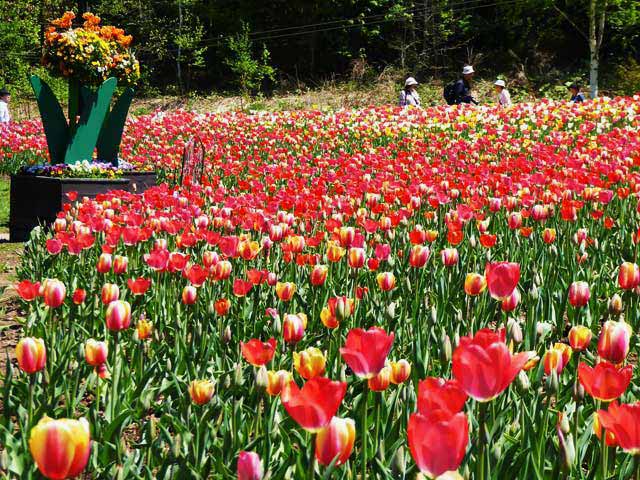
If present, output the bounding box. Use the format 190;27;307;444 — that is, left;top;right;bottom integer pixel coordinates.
0;241;24;374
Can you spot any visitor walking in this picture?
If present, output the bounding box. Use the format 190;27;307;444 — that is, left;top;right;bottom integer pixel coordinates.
494;79;512;107
568;83;585;103
444;65;478;105
399;77;421;107
0;88;10;123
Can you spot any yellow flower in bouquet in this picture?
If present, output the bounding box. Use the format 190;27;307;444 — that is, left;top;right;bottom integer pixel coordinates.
42;11;140;86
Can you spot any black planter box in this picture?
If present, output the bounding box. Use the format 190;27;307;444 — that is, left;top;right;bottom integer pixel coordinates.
9;172;157;242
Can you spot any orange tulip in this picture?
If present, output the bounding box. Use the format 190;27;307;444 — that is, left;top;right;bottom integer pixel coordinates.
568;325;592;351
315;416;356;467
542;228;556;244
464;273;487;296
105;300;131;331
347;247;366;269
84;339;108;367
593;411;618;447
182;285;197;305
16;337;46;374
43;279;66;308
368;365;392;391
188;379;215;405
618;262;640;290
96;253;112;273
214;298;231;316
283;313;307;344
29;416;91;480
376;272;396;291
390;359;411;384
310;265;328;286
326;241;346;262
266;370;292;396
101;283;120;304
113;255;128;274
136;319;153;340
293;347;326;379
275;282;296;302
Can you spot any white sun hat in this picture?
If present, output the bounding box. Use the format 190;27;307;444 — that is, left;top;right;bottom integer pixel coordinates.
405;77;419;87
462;65;475;75
494;79;506;87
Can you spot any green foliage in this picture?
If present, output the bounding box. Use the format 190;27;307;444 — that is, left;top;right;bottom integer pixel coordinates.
613;58;640;96
225;24;275;97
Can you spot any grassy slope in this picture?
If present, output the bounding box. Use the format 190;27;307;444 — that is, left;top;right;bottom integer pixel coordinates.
0;177;8;234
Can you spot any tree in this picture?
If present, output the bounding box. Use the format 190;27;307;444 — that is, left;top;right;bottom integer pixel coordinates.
225;24;275;102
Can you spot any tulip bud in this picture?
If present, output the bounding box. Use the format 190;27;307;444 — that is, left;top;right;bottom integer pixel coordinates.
105;300;132;331
386;302;396;319
441;335;452;363
390;359;411;384
222;326;232;344
431;306;437;324
182;286;197;305
573;381;585;402
172;434;182;459
101;283;120;304
517;370;530;392
43;279;66;308
609;294;623;315
234;363;244;386
368;365;392;391
391;446;406;477
255;366;269;391
529;284;539;300
97;253;112;273
507;319;523;344
558;429;576;470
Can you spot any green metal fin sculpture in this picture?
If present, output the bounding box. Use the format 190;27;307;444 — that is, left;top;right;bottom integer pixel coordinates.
97;87;134;166
64;77;117;164
30;75;134;166
29;75;69;164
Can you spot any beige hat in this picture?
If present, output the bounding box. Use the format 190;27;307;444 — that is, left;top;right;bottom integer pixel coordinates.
462;65;475;75
494;79;506;87
405;77;419;87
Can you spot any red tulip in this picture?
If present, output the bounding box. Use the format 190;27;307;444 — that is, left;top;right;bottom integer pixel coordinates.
280;377;347;432
241;338;277;366
452;328;529;401
72;288;86;305
485;262;520;300
417;377;468;415
578;362;633;402
214;298;231;316
310;265;328;286
315;416;355;467
283;313;307;344
568;281;590;308
16;280;41;301
597;402;640;454
340;327;395;379
409;245;430;268
237;451;263;480
501;288;521;312
127;277;151;295
407;410;469;478
441;248;459;267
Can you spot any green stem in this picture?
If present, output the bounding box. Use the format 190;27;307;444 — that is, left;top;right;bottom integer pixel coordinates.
477;402;488;480
361;382;369;479
27;374;35;430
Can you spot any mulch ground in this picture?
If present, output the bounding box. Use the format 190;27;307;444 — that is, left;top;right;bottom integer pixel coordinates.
0;242;24;376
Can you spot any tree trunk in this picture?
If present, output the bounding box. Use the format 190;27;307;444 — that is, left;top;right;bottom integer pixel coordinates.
177;0;183;94
588;0;597;98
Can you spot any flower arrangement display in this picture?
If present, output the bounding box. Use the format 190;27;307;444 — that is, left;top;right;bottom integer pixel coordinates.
30;11;139;166
20;160;136;179
43;12;139;86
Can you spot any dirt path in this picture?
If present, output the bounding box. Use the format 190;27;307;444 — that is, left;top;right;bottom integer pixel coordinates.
0;241;24;372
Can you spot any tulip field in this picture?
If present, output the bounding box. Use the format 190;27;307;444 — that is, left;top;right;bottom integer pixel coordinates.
4;96;640;479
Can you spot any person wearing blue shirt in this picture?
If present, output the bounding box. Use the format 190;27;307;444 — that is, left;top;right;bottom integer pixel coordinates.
453;65;478;105
568;83;585;103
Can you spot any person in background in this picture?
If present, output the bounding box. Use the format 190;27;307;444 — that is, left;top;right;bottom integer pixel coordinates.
494;79;511;107
0;88;10;123
399;77;421;107
447;65;478;105
568;83;585;103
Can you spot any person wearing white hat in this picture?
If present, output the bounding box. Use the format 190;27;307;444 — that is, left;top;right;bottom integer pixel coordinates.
445;65;477;105
0;87;10;124
399;77;421;107
494;79;511;107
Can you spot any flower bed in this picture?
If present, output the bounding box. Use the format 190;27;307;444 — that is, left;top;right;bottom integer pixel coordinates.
3;98;640;479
